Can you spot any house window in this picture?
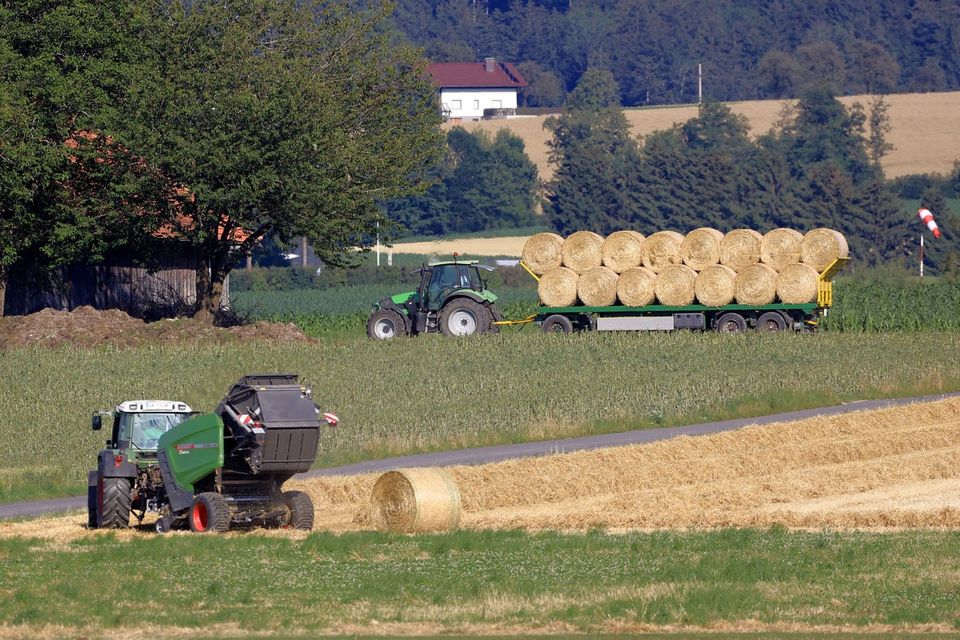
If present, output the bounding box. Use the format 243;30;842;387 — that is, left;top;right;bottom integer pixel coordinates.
492;99;502;109
473;100;479;110
451;99;462;111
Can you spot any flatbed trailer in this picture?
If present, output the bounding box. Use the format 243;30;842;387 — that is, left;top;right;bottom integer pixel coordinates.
506;257;849;334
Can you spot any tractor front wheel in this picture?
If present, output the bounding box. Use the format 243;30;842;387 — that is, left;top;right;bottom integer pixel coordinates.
189;492;230;533
439;299;491;337
97;476;132;529
282;491;315;530
367;309;407;340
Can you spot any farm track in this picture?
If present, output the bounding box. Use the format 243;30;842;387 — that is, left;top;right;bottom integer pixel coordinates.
2;391;958;524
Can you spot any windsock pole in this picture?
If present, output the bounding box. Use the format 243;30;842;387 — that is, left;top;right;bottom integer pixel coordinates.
917;208;941;278
920;232;924;278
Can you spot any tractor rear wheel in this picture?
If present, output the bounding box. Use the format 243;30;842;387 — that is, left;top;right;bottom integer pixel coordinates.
189;492;230;533
367;309;407;340
87;483;98;529
282;491;315;530
439;298;491;337
97;476;131;529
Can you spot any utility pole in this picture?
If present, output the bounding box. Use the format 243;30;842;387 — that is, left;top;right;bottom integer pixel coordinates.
698;63;703;105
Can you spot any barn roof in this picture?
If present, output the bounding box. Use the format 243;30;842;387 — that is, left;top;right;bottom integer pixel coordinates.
427;60;527;89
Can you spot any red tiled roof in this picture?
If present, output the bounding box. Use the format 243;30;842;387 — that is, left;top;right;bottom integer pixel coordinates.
427;61;527;89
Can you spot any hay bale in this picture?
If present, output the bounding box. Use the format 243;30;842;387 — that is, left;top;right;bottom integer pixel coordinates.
680;227;723;271
538;267;579;307
776;262;820;304
760;228;803;271
521;232;564;275
561;231;604;273
602;230;645;273
369;468;461;533
655;264;697;306
641;230;684;273
801;228;849;272
720;229;762;271
577;266;619;306
617;266;657;307
695;264;737;307
735;263;778;305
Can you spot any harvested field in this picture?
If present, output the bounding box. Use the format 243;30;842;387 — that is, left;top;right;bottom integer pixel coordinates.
5;397;959;540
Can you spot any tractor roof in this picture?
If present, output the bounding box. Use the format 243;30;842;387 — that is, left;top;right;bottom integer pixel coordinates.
117;400;193;413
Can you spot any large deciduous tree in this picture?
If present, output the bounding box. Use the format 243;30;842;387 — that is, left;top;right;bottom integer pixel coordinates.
117;0;444;322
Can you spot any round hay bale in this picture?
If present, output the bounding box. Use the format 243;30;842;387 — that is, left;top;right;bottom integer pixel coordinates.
521;232;564;275
776;262;819;304
760;228;803;271
695;264;737;307
801;227;849;272
680;227;723;271
641;230;684;273
602;230;645;273
370;468;461;533
655;264;697;306
735;263;778;305
561;231;604;273
577;266;619;306
617;266;657;307
538;267;579;307
719;229;762;271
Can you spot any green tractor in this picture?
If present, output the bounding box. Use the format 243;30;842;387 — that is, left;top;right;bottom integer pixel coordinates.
367;259;503;339
88;374;338;533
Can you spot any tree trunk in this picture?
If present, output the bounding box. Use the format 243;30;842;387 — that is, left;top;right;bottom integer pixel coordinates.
0;272;6;318
193;258;225;324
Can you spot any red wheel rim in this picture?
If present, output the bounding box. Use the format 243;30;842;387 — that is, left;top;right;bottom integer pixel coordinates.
191;502;208;531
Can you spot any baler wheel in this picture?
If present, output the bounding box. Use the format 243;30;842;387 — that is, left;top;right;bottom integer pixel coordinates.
283;491;315;530
97;476;131;529
189;492;230;533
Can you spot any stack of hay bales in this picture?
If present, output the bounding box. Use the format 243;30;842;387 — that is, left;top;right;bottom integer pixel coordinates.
523;227;847;307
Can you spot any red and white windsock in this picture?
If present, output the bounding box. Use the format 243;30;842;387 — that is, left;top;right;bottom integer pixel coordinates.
918;208;942;239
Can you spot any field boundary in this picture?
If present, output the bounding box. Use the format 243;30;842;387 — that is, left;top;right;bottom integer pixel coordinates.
3;390;958;520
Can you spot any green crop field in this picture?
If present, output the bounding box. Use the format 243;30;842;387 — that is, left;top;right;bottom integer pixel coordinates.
3;331;960;503
1;528;958;634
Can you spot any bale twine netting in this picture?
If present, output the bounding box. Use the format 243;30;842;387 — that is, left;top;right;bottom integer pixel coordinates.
735;263;779;305
801;228;849;272
561;231;604;273
695;264;737;307
680;227;723;271
655;264;697;306
760;228;803;271
776;262;819;304
369;468;461;533
521;232;564;275
641;230;684;273
617;266;657;307
577;266;619;307
602;230;645;273
719;228;762;271
538;266;579;307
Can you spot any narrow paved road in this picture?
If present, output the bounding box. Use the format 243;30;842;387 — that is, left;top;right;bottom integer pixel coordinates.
3;391;958;520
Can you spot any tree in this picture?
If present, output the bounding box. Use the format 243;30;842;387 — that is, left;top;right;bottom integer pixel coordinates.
116;0;444;322
866;96;894;166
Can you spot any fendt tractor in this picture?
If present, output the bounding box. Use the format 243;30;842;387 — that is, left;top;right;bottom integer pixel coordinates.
88;374;338;533
367;259;503;339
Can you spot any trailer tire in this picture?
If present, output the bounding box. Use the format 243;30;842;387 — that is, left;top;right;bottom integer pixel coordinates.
367;309;407;340
283;491;315;530
757;311;788;332
97;476;131;529
189;492;230;533
439;298;490;337
541;314;574;334
715;312;747;334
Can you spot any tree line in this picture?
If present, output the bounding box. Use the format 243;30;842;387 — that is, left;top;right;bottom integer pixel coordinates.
390;0;960;107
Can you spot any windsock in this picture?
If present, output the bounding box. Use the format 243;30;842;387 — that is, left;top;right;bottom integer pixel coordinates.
918;208;942;239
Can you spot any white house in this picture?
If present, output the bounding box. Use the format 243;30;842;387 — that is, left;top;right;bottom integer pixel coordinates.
427;58;527;120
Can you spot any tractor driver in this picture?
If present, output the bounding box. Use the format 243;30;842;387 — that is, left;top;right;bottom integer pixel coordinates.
133;414;172;449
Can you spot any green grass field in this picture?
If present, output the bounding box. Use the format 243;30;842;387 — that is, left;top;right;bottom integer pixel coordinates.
3;331;960;503
2;528;958;634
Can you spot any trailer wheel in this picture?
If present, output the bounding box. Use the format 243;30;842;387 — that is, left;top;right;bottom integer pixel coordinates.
97;476;131;529
715;312;747;333
367;309;407;340
756;311;787;332
282;491;315;530
439;298;490;337
189;492;230;533
541;314;574;334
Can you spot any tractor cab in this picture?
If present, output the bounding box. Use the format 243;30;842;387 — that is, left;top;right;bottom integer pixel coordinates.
416;260;492;312
93;400;196;460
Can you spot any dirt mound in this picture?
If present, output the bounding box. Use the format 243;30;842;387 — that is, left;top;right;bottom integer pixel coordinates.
0;306;313;349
